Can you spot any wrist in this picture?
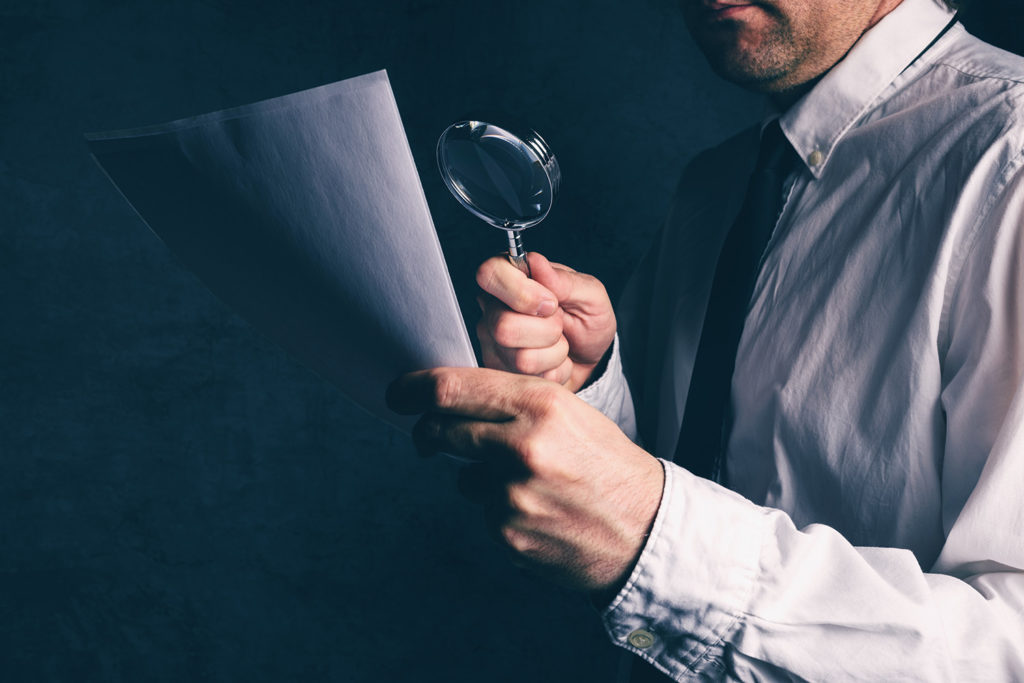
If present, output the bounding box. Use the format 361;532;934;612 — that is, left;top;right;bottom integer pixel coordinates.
569;341;614;393
590;452;664;604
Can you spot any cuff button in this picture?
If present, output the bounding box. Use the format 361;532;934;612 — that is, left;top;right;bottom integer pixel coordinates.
627;628;656;649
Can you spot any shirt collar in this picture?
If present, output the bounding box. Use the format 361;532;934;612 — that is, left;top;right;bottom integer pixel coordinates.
778;0;956;178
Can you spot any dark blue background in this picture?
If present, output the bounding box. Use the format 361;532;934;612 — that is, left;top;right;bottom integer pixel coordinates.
1;1;1017;681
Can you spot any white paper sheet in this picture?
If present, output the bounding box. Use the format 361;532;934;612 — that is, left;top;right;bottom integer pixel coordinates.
87;70;477;432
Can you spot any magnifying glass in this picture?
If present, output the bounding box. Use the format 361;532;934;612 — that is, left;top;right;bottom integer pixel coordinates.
437;119;561;278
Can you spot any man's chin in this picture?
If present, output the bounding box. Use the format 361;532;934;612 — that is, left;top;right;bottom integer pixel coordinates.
701;51;787;92
685;7;795;91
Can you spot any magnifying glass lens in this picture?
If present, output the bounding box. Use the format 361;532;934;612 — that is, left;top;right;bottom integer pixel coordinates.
441;123;551;228
437;119;560;276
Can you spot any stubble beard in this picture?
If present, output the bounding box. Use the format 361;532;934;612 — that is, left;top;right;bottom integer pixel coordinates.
687;7;812;94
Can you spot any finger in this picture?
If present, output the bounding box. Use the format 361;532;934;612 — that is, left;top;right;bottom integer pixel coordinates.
478;322;566;376
482;498;535;567
387;367;562;420
412;413;487;459
540;356;574;386
476;324;512;373
477;300;563;349
488;336;571;377
476;256;558;316
477;322;530;375
412;411;522;463
529;251;576;274
525;252;578;303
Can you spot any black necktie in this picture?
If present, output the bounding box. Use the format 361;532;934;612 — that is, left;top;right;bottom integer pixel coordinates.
675;120;797;481
629;122;796;683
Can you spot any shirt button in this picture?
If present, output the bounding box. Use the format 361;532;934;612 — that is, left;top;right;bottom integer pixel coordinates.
627;628;656;649
807;149;824;166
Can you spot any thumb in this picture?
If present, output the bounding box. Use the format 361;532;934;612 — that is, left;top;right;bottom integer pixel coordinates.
526;252;579;304
527;253;611;317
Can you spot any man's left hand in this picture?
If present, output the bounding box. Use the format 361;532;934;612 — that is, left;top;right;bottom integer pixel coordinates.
387;367;664;593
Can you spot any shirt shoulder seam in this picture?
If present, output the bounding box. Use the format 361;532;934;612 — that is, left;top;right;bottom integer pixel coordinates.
939;147;1024;358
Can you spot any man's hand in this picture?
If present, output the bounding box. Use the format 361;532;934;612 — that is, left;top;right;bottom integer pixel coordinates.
476;252;616;393
387;367;664;593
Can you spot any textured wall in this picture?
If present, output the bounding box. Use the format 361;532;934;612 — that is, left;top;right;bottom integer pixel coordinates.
2;1;1017;681
1;2;756;680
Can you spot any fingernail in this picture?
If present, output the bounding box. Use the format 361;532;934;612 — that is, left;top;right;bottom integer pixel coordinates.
536;298;557;316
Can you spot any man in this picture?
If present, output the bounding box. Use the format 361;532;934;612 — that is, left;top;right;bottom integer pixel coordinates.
388;0;1024;678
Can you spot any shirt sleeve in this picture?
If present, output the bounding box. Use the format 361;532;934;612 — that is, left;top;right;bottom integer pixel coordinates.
575;334;638;443
600;161;1024;679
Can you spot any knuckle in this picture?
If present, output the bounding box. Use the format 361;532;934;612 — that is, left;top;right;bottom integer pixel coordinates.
540;368;561;382
432;372;462;409
499;524;533;555
505;484;533;516
512;351;543;376
526;382;564;419
541;363;570;385
579;272;601;290
515;432;548;474
491;314;521;348
580;272;608;298
475;259;499;290
498;523;518;548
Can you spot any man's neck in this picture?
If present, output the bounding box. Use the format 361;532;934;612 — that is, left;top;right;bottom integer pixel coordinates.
768;78;820;112
767;0;906;112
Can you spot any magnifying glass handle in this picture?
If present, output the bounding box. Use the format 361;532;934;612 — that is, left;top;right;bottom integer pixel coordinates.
506;230;532;278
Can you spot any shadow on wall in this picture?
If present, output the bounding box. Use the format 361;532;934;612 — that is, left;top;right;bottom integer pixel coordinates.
0;2;757;682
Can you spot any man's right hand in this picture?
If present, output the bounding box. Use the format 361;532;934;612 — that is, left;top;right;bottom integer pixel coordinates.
475;252;616;393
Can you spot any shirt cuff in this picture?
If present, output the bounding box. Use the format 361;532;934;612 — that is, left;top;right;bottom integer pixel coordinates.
601;461;768;680
576;334;638;441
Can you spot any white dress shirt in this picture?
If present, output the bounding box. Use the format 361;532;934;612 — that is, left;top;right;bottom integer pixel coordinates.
579;0;1024;678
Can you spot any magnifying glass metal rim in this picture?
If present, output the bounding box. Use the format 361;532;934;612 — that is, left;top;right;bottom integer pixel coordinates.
436;118;561;231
